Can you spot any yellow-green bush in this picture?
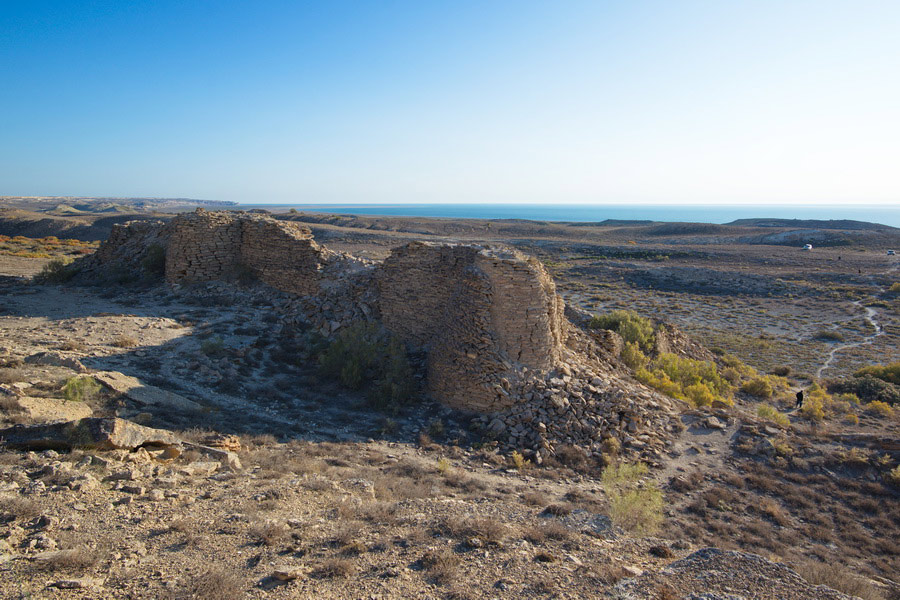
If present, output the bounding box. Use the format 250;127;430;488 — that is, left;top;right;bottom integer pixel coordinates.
741;377;774;398
854;362;900;385
866;400;894;418
601;461;663;534
800;387;826;422
62;376;101;403
589;310;655;351
757;403;790;427
887;465;900;486
620;341;648;370
635;352;733;407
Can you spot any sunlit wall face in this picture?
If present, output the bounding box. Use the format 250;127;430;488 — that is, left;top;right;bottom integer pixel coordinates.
1;0;898;206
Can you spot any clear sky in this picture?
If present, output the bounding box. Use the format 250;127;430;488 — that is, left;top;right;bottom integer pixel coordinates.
2;1;898;205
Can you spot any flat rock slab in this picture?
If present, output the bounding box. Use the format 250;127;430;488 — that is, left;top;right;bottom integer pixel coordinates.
24;351;87;373
0;417;179;451
93;371;201;412
16;396;93;423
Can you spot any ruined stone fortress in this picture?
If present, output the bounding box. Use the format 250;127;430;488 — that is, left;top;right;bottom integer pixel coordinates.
80;210;675;462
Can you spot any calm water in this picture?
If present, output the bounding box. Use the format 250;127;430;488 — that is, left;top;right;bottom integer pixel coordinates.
236;203;900;228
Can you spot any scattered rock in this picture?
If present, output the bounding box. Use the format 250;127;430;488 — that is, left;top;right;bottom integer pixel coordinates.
0;418;179;452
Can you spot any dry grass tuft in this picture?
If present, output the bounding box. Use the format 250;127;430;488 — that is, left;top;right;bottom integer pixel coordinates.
1;495;41;521
313;558;355;579
248;520;289;547
795;561;886;600
420;547;460;585
33;546;99;572
182;566;243;600
112;335;139;348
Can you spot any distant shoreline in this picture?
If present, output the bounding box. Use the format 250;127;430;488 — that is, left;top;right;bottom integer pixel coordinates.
234;203;900;228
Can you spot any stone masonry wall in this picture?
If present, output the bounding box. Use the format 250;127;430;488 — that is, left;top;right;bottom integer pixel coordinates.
165;211;243;283
376;242;568;412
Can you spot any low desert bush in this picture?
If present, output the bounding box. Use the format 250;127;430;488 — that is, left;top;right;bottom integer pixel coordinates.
589;309;655;351
319;322;417;412
756;403;790;427
620;341;649;370
0;368;25;384
829;374;900;405
200;336;226;357
34;257;77;284
814;330;844;342
33;546;99;572
182;566;243;600
313;558;355;579
865;400;894;418
854;361;900;385
141;244;166;278
601;461;663;534
113;334;138;348
420;547;459;585
62;376;101;403
795;561;886;600
0;496;41;521
635;353;733;407
741;377;774;398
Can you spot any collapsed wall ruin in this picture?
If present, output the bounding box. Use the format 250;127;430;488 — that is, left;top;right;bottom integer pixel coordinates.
377;242;566;412
79;210;677;463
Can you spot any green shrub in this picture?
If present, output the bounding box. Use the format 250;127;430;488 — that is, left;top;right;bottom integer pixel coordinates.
741;377;774;398
62;376;101;403
828;375;900;405
635;352;733;407
814;330;844;342
866;400;894;418
601;461;663;534
200;336;226;357
620;341;648;370
34;258;77;284
589;310;655;351
141;244;166;278
319;322;417;412
757;403;790;427
800;385;827;422
889;282;900;294
854;362;900;385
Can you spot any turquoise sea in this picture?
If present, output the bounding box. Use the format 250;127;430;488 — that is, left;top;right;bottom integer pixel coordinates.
237;204;900;228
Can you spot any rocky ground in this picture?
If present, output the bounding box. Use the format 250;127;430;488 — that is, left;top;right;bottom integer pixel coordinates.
1;211;899;599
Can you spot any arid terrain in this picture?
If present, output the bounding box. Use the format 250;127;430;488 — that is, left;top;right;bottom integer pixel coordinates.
1;198;898;600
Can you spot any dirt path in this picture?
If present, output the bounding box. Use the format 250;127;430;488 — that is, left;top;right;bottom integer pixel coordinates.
814;255;897;379
815;300;886;379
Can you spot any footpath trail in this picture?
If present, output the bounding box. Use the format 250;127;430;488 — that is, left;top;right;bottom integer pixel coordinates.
814;256;897;379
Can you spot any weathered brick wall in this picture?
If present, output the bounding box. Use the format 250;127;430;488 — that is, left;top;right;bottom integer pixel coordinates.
377;242;568;412
238;217;331;296
165;211;243;283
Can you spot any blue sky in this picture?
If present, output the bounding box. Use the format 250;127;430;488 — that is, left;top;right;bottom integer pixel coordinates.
1;1;898;205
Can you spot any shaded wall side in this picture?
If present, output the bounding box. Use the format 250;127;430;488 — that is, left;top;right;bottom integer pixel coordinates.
376;243;480;348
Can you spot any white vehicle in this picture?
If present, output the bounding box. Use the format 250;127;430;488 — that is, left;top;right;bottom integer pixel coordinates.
803;244;813;250
888;249;896;255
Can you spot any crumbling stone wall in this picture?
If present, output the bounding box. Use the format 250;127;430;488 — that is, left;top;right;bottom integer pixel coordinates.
74;219;172;277
164;210;342;296
377;242;567;412
164;211;243;283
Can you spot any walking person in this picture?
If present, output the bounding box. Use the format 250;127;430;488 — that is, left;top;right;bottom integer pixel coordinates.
795;390;804;410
